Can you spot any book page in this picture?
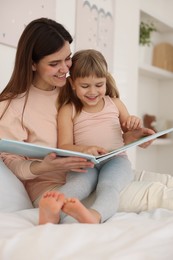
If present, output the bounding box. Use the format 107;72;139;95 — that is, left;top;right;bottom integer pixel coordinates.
96;127;173;163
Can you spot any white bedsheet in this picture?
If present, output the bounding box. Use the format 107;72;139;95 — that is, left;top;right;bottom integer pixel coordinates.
0;208;173;260
0;162;173;259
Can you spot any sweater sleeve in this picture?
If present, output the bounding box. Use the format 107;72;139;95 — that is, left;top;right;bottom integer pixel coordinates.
0;101;37;180
0;153;38;180
0;101;28;140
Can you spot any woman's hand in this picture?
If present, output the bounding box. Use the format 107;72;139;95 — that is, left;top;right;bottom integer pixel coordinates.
30;153;95;175
123;127;155;148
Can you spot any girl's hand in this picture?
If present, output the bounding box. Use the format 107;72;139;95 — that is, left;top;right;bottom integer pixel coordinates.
30;153;95;175
123;116;142;130
82;146;107;156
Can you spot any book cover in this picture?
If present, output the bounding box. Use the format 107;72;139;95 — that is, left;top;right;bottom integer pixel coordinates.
0;139;97;163
0;127;173;164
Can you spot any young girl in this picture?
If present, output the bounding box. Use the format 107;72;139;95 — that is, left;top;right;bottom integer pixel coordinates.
51;49;143;224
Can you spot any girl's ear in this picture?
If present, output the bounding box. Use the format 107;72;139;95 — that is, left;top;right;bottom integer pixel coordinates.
68;77;75;90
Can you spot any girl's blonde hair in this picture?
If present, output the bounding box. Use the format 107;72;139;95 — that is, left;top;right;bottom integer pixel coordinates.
58;49;119;113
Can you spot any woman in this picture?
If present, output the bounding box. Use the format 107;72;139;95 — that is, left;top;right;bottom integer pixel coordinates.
0;18;154;211
0;18;94;206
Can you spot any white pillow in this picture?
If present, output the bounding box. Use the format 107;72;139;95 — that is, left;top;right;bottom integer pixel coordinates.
0;159;33;212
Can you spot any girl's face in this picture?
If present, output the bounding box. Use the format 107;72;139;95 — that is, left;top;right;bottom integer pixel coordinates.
32;41;72;90
72;75;107;110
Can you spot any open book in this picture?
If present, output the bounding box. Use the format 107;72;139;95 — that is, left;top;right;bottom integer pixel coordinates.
0;127;173;164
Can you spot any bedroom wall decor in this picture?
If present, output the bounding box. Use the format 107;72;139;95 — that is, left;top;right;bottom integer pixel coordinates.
0;0;56;48
75;0;114;71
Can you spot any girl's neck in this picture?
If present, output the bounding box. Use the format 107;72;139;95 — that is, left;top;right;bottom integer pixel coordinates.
82;97;105;113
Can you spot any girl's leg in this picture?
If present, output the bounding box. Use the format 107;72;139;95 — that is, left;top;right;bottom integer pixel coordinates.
33;168;98;208
39;191;65;225
62;197;101;224
38;168;98;224
58;167;98;200
90;156;134;222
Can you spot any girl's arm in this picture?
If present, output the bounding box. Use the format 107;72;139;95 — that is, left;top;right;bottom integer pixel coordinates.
113;97;142;132
57;104;107;156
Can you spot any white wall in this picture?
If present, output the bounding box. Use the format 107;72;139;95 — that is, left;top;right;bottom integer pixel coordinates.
0;44;16;91
0;0;58;91
112;0;140;166
55;0;76;53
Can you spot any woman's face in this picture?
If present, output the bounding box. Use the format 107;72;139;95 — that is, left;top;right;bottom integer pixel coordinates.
32;41;72;90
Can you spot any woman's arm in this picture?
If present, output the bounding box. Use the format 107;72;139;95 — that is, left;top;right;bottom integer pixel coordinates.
30;153;94;174
0;101;36;180
0;102;94;178
1;151;94;180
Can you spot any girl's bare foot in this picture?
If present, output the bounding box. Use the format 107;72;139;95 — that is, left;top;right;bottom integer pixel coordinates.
39;191;65;225
62;198;101;224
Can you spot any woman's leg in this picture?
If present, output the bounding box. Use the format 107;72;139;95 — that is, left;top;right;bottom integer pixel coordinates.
119;170;173;212
90;156;134;222
135;169;173;187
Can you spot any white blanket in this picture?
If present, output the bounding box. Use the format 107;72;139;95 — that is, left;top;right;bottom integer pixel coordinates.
0;208;173;260
0;161;173;260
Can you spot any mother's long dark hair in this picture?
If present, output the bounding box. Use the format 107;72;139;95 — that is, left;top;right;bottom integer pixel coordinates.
0;18;72;118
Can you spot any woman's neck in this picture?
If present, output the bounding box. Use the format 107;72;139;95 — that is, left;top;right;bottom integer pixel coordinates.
32;83;56;91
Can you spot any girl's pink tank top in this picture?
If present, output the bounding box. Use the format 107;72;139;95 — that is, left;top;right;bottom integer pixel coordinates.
73;96;124;152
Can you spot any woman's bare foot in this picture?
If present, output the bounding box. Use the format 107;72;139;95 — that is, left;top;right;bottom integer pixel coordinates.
39;191;65;225
62;198;101;224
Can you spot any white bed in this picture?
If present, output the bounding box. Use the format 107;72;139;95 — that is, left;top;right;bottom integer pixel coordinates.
0;160;173;260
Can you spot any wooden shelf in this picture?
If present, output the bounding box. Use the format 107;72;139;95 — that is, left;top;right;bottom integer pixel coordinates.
136;4;173;173
140;11;173;33
139;10;173;80
139;64;173;80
